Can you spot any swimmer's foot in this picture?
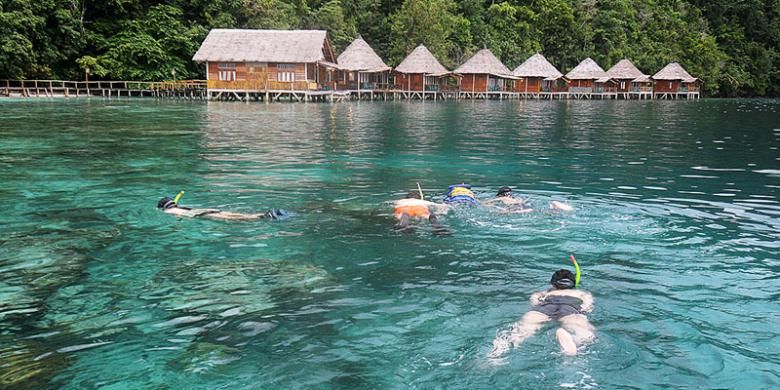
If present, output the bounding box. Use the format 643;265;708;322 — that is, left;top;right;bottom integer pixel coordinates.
556;328;577;356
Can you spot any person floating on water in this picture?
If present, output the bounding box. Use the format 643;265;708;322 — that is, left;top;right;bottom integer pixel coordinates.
443;183;478;205
393;187;451;235
484;186;574;213
489;256;594;359
157;192;285;221
483;186;532;213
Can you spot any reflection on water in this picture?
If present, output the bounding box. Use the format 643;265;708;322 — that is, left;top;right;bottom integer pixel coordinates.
0;98;778;388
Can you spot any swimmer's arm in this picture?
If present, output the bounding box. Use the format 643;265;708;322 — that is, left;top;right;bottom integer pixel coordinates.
529;291;546;306
550;201;574;211
577;291;594;312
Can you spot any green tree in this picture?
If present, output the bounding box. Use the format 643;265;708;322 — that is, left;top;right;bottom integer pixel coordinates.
388;0;464;68
312;0;356;51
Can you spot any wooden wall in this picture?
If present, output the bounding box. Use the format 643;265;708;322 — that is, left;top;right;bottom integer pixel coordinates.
460;74;488;92
394;73;425;91
570;79;594;88
653;80;680;93
208;62;319;83
614;79;632;92
208;62;248;81
267;63;306;81
514;77;541;93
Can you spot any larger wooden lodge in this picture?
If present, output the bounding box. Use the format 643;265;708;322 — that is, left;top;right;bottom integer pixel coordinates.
192;29;342;101
191;28;701;101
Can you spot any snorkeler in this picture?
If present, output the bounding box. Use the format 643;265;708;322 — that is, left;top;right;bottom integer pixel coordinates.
485;186;574;213
443;183;478;205
489;257;594;358
157;193;285;221
393;190;451;235
483;186;532;213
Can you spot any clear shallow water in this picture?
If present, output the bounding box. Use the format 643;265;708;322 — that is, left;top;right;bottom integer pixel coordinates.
1;98;778;388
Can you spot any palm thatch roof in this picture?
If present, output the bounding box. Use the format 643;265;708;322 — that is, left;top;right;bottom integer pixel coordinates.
633;75;652;83
337;37;390;72
565;58;607;80
454;49;514;77
193;29;333;63
394;45;448;75
653;62;698;82
512;53;563;79
606;59;647;80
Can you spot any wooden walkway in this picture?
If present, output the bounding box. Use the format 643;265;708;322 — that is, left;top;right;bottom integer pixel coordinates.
0;80;207;99
1;80;699;102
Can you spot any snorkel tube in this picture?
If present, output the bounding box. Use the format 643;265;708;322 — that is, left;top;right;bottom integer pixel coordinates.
417;183;424;200
173;191;184;205
570;255;581;287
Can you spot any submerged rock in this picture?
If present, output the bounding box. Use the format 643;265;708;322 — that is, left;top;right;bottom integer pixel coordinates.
144;259;332;318
168;341;241;374
0;339;68;389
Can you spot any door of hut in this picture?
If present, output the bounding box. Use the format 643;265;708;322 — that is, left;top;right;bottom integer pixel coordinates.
247;62;268;90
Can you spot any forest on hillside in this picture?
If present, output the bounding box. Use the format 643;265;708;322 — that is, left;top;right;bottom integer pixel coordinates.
0;0;778;96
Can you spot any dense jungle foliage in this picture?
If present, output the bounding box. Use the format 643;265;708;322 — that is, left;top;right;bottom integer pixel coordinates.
0;0;778;96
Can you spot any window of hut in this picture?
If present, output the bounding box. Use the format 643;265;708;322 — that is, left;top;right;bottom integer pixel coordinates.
278;64;295;82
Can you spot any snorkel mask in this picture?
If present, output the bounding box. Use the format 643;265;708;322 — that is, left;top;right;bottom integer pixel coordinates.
157;197;177;210
551;255;582;289
497;186;512;197
551;269;576;289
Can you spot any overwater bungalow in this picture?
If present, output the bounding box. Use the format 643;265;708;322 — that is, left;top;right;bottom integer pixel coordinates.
454;49;517;99
336;37;391;93
652;62;700;100
393;45;451;98
512;53;566;97
565;58;615;98
606;59;652;99
192;29;341;100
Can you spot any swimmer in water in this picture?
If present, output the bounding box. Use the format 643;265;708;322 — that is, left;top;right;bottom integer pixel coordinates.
393;191;451;234
157;196;285;220
483;186;532;213
485;186;574;213
489;268;594;358
443;183;478;206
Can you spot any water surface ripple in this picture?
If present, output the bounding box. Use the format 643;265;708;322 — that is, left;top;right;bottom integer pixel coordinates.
1;98;778;388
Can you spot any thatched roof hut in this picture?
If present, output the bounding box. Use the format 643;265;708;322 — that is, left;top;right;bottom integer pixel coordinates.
565;58;608;80
394;45;448;75
653;62;698;82
192;29;336;64
454;49;513;77
337;37;390;72
607;59;648;80
512;53;563;80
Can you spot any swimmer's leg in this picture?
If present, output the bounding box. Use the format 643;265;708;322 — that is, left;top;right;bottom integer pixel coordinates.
428;213;452;236
394;213;415;232
559;314;595;354
488;311;550;359
555;328;577;356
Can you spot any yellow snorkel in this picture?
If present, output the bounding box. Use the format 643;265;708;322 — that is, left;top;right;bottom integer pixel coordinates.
417;182;424;200
570;255;581;287
173;191;184;205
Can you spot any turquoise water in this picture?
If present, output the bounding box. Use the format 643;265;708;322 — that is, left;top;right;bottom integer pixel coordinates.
1;98;778;388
